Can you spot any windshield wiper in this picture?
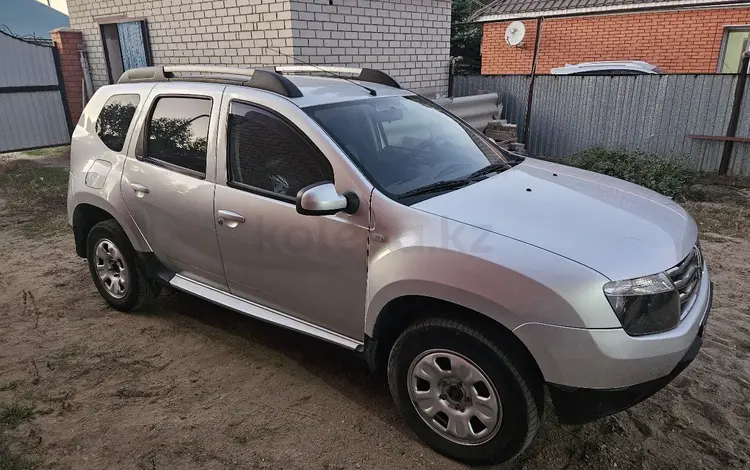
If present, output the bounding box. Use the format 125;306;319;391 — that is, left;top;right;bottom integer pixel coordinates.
398;163;515;199
464;162;512;180
398;179;473;199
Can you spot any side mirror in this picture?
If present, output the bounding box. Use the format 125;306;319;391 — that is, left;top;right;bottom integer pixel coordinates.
296;182;359;216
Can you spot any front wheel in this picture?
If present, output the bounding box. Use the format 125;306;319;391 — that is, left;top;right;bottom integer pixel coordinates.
387;318;542;464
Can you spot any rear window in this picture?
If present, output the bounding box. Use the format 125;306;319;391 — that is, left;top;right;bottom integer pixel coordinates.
95;94;140;152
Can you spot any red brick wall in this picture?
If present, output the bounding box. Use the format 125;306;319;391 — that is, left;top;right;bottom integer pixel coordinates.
481;7;750;74
51;28;84;128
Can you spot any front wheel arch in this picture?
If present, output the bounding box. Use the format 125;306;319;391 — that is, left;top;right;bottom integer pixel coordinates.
365;296;544;393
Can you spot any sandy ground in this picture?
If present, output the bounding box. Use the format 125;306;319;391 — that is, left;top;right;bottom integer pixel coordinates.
0;152;748;469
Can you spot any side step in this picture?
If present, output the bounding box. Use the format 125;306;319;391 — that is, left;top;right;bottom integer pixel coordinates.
169;274;362;350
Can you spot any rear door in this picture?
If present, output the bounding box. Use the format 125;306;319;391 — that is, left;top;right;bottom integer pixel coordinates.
121;82;226;289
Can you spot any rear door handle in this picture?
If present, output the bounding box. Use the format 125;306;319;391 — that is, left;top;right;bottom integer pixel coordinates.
217;209;246;227
129;183;149;197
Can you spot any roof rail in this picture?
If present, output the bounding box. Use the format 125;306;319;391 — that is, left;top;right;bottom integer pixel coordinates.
117;65;303;98
274;66;402;89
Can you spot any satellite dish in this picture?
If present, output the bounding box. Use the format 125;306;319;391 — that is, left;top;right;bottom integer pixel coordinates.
505;21;526;47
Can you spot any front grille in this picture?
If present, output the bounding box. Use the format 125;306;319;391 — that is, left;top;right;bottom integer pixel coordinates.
666;245;703;316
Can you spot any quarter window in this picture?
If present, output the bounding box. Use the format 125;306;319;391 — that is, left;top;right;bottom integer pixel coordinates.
146;96;212;176
96;94;140;152
227;102;333;199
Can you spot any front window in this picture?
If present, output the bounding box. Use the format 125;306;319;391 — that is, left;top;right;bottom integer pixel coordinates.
306;96;512;199
228;102;334;200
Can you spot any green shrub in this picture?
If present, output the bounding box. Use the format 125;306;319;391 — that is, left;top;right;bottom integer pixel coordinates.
566;148;697;200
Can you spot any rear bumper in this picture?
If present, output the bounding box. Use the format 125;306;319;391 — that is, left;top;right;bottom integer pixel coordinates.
548;281;712;425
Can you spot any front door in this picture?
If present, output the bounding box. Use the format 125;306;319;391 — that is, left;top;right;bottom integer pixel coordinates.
121;83;226;289
214;100;369;340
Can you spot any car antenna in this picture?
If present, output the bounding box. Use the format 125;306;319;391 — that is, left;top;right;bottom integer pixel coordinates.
265;47;377;96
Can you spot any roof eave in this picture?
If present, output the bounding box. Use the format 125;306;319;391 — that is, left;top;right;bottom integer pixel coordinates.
471;0;750;23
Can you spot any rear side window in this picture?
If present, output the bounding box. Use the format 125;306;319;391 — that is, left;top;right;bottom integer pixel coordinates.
96;94;140;152
146;96;212;177
227;102;333;199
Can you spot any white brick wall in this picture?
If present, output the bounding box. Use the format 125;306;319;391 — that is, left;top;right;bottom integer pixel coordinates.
291;0;451;94
67;0;450;94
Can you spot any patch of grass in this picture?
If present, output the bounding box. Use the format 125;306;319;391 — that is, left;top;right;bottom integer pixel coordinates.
683;201;750;239
567;148;697;200
0;160;68;236
0;439;37;470
21;146;70;158
0;403;36;470
0;405;34;429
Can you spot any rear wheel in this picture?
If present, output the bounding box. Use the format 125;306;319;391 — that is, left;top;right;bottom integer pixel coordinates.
86;220;159;311
387;317;542;464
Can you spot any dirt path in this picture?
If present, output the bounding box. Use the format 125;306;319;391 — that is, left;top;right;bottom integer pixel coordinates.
0;156;748;469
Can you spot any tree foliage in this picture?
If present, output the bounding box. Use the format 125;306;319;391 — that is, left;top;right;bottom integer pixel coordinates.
451;0;492;74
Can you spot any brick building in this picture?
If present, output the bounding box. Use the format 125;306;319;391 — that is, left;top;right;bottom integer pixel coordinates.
64;0;451;95
471;0;750;75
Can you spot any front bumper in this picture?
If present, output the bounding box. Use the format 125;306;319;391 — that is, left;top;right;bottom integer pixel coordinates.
514;262;712;390
548;281;713;424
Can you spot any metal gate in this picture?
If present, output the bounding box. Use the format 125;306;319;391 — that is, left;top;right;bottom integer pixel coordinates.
0;30;72;153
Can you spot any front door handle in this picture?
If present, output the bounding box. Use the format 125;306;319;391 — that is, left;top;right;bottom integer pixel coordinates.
217;209;245;228
129;183;149;198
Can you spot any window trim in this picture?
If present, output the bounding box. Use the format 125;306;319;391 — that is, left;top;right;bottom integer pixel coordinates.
717;25;750;74
95;93;141;152
139;94;213;180
225;99;335;204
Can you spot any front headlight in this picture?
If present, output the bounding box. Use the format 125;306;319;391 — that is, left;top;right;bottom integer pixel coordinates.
603;272;679;336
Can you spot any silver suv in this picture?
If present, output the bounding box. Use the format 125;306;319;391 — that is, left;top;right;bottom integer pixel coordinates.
68;65;712;465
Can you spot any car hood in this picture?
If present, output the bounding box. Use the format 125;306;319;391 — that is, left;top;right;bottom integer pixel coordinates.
413;158;697;281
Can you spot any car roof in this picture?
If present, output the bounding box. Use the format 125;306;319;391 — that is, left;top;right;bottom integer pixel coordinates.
282;75;414;107
551;61;662;75
115;65;414;108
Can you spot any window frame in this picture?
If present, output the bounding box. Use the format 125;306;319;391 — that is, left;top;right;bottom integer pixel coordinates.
99;19;153;84
139;94;213;180
225;99;335;205
95;93;141;152
718;25;750;73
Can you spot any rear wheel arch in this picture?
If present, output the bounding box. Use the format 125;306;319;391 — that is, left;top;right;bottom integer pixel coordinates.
365;296;544;390
72;201;150;258
73;204;116;258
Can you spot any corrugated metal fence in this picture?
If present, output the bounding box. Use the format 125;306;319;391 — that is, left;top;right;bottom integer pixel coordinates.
0;30;71;153
453;74;750;176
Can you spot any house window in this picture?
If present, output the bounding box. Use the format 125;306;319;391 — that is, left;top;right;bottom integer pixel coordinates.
719;27;750;73
100;21;151;83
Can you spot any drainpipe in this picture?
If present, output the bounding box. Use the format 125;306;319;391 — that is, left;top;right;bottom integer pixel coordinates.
522;17;543;147
719;50;750;175
448;57;456;98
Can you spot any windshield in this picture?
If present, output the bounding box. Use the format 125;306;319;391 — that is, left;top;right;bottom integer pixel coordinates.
305;96;512;198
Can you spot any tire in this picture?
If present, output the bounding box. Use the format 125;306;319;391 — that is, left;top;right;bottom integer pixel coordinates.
387;317;542;465
86;219;160;312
